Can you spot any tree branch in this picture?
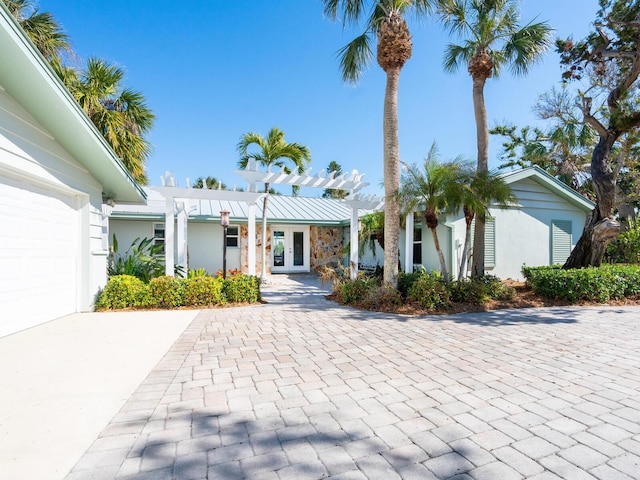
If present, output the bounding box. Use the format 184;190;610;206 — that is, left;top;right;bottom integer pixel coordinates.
580;96;608;137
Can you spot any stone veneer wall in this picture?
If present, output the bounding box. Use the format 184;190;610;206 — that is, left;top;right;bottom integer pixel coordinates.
240;224;272;274
310;226;344;271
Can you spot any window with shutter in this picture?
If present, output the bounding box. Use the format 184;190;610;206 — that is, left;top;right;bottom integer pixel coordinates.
469;217;496;269
551;220;572;264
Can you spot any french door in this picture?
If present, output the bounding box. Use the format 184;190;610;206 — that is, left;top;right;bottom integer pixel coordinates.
271;226;310;273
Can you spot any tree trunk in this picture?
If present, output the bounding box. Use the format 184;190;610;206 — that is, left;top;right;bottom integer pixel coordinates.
471;74;489;277
382;68;401;287
430;226;449;282
563;135;620;268
458;217;473;280
260;182;270;281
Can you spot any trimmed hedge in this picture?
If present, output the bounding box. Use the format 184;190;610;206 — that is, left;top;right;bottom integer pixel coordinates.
96;273;261;310
522;264;640;302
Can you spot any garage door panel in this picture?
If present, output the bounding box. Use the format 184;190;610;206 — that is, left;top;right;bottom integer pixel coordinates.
0;174;78;336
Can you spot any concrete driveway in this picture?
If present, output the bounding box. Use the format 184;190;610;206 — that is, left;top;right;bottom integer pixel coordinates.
4;275;640;479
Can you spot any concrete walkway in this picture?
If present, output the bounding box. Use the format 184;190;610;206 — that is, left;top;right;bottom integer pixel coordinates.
0;309;198;480
8;274;640;479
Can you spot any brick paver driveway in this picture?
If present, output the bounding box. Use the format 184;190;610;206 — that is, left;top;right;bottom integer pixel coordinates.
67;275;640;480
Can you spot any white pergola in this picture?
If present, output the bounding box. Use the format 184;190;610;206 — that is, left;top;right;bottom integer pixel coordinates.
155;165;384;279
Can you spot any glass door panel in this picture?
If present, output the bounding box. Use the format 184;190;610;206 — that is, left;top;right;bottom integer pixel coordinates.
293;231;304;266
273;231;285;267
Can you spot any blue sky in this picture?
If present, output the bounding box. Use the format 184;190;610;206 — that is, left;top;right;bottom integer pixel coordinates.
40;0;599;196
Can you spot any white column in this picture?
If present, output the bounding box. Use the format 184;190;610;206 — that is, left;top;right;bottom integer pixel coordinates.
165;196;175;276
247;203;256;275
176;201;188;276
404;210;414;273
350;207;359;280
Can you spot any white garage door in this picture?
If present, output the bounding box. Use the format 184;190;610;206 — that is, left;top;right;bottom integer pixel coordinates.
0;174;79;337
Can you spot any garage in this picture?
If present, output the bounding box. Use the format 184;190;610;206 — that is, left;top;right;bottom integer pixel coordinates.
0;173;80;337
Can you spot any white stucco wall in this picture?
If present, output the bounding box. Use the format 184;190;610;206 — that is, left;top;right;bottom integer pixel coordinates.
0;85;106;334
109;219;241;275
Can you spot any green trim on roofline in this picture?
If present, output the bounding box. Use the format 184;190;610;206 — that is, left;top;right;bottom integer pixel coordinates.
0;3;145;203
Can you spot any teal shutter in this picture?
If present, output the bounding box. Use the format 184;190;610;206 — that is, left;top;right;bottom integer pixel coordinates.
469;217;496;268
551;220;572;264
485;218;495;268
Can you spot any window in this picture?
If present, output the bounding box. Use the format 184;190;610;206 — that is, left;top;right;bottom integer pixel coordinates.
226;225;239;248
413;221;422;265
153;222;165;254
551;220;572;264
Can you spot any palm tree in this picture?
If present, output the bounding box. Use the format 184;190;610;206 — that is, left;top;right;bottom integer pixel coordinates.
66;58;155;184
237;127;311;281
3;0;69;63
322;0;432;288
193;176;228;190
457;168;514;279
438;0;552;277
400;144;466;282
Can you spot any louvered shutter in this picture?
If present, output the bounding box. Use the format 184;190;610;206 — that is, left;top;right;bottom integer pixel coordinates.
551;220;572;264
469;217;496;268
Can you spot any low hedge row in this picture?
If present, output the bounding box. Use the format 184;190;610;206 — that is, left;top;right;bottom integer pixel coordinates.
335;271;514;311
522;264;640;302
96;274;261;310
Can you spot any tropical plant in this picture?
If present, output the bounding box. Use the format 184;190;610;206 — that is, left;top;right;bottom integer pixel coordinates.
193;176;228;190
322;161;349;199
457;168;514;279
108;234;165;283
237;127;311;280
438;0;552;277
64;58;155;184
358;210;386;255
557;0;640;267
3;0;69;63
400;144;467;281
322;0;433;288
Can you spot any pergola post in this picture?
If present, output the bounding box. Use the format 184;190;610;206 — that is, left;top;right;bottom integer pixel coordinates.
350;207;359;280
404;210;414;273
176;201;188;275
164;196;175;276
247;202;256;275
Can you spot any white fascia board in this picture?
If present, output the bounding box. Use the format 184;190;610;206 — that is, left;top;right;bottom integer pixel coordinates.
0;4;145;203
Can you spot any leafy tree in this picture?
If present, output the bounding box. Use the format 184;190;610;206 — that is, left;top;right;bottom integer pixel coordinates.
193;176;228;190
237;127;311;280
438;0;552;277
491;87;596;197
457;168;514;279
400;144;467;281
322;0;433;288
323;161;349;199
558;0;640;267
3;0;69;63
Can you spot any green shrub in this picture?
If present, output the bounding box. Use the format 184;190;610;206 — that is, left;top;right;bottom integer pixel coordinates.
606;220;640;264
397;271;422;298
361;284;403;309
149;276;185;308
188;268;212;278
223;274;261;303
96;275;151;309
522;264;640;302
407;273;451;310
448;275;515;304
108;235;165;283
184;276;226;306
338;278;378;304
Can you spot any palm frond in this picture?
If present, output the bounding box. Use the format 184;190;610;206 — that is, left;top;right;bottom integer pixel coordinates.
337;32;374;83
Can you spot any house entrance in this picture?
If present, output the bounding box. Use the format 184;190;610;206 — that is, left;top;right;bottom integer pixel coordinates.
271;226;310;273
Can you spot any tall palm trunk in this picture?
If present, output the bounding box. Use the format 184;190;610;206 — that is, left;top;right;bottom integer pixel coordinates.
383;68;401;287
471;72;489;278
260;182;270;280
